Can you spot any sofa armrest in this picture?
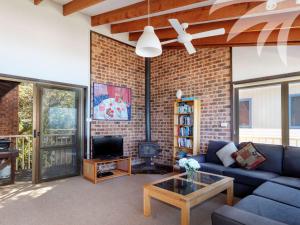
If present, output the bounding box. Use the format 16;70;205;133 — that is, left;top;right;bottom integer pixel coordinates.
212;206;287;225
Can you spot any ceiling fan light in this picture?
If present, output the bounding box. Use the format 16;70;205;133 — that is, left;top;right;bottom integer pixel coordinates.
135;26;162;58
266;0;278;10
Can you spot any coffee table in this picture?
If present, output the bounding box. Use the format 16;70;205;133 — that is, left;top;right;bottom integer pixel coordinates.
143;171;234;225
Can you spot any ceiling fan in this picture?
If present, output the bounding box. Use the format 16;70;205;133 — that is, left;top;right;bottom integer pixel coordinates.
161;19;226;54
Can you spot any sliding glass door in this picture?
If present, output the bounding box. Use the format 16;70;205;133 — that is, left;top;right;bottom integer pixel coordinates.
36;85;83;181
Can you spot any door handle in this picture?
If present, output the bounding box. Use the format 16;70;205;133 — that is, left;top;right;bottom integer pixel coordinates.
33;130;40;138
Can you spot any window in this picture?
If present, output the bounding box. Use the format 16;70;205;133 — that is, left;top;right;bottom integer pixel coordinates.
289;82;300;147
239;99;252;128
235;80;300;147
289;94;300;128
237;84;282;145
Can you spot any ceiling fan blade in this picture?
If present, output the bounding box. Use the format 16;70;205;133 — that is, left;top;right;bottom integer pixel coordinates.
169;19;186;36
184;41;196;54
192;28;225;40
161;39;178;45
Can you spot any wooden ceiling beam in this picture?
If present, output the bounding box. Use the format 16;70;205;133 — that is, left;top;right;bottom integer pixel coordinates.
129;13;300;41
164;28;300;47
111;0;298;33
63;0;104;16
91;0;206;26
34;0;42;5
164;42;300;49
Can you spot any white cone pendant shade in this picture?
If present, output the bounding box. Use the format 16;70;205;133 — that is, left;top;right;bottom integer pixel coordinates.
135;26;162;58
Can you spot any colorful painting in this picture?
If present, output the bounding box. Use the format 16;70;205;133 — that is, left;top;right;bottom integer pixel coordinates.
93;83;132;121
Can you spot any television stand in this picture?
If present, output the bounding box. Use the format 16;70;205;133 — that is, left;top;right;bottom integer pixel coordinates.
83;157;131;184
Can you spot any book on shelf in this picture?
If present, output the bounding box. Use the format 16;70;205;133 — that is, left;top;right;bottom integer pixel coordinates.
179;115;193;125
177;137;193;148
178;126;193;136
177;103;193;114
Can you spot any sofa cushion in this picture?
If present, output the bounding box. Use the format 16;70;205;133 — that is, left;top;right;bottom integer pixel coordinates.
235;195;300;225
212;205;287;225
232;143;266;170
206;140;230;164
271;176;300;190
216;142;238;167
250;143;284;174
200;162;227;175
253;182;300;208
223;167;278;187
283;146;300;178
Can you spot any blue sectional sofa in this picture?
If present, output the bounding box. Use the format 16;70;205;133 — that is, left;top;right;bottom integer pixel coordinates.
192;140;300;225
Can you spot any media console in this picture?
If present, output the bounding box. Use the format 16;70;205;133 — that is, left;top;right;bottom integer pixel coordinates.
83;157;131;184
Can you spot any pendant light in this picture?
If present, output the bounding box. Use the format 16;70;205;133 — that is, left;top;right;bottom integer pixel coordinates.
135;0;162;57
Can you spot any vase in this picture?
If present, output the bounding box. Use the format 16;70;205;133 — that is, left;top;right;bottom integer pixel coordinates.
186;169;195;183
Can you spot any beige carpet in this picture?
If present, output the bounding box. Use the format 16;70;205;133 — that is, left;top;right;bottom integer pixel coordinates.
0;174;232;225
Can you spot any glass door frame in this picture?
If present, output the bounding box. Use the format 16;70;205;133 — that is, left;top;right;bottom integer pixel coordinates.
32;83;85;184
233;77;300;146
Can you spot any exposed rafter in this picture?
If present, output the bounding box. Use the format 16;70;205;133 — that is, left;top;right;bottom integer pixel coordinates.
91;0;206;27
129;13;300;41
111;0;298;34
63;0;104;16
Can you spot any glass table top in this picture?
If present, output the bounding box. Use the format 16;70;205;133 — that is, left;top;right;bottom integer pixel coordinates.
154;179;205;195
180;172;223;185
154;172;225;195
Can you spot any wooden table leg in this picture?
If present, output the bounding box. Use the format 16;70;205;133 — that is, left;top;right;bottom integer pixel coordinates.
144;188;151;217
227;182;234;206
181;204;190;225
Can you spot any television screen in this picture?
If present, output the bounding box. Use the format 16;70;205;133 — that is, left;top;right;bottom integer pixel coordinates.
92;136;123;159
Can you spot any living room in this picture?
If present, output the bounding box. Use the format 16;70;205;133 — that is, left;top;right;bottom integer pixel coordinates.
0;0;300;225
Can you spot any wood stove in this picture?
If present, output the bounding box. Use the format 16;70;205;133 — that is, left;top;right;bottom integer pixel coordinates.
137;58;161;172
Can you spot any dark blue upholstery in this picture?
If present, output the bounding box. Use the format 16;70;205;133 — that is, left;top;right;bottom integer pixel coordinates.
209;141;300;225
223;167;278;187
253;182;300;208
283;146;300;178
233;183;256;198
251;143;284;174
271;176;300;190
206;140;230;164
200;162;227;175
212;206;287;225
235;195;300;225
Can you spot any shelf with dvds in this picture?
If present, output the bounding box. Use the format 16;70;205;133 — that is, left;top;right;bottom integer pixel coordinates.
173;99;201;171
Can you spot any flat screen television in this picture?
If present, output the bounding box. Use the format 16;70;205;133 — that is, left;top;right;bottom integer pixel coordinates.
92;136;123;159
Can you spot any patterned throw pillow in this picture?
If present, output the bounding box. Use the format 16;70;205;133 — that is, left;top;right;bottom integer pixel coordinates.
231;143;266;170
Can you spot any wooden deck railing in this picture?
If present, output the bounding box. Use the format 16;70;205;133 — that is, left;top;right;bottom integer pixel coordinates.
0;133;75;171
0;135;33;171
240;135;300;147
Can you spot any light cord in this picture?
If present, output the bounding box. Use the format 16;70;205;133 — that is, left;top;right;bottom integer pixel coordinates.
147;0;150;26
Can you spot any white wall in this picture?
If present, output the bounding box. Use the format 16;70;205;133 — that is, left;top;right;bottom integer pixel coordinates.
233;46;300;82
0;0;134;86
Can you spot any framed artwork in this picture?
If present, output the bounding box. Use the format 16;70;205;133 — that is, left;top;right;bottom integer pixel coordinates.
93;83;132;121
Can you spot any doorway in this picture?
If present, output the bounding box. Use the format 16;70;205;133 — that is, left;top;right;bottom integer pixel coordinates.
0;78;85;185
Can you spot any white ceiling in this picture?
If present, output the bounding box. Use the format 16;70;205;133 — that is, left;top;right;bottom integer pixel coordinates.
51;0;220;24
52;0;144;16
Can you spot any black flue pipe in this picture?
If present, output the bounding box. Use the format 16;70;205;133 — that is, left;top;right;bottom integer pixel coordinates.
145;58;151;142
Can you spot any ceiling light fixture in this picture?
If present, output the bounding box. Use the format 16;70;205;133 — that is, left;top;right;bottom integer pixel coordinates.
135;0;162;58
266;0;279;10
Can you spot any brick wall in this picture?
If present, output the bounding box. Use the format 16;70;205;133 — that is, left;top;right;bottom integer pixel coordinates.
90;32;145;163
151;48;232;165
90;32;232;165
0;86;19;136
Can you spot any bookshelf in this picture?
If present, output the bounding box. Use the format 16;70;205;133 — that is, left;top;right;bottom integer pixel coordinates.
173;99;201;171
